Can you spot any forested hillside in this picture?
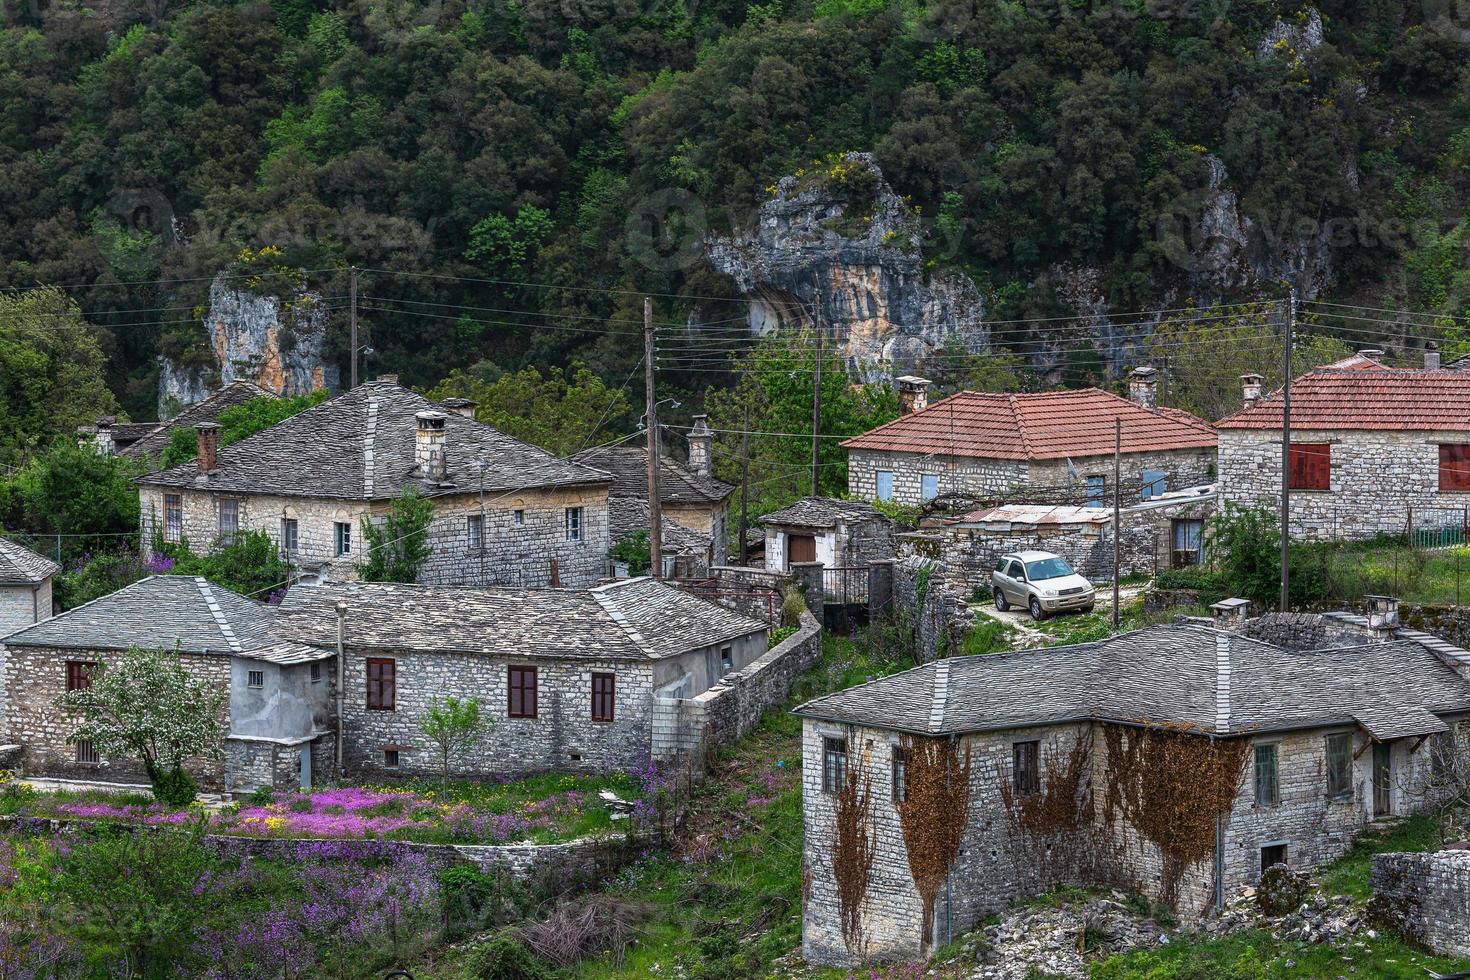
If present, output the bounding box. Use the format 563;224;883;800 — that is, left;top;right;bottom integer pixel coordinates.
0;0;1466;428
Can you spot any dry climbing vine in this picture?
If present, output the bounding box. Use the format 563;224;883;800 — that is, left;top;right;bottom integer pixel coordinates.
1101;722;1250;906
830;739;876;956
896;735;973;957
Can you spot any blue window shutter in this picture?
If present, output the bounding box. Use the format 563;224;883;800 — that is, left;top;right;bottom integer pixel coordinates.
920;474;938;501
1142;469;1166;500
875;471;894;502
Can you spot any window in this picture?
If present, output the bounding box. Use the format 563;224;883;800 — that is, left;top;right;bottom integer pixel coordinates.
1171;519;1205;568
920;473;939;501
508;666;538;718
1254;743;1280;806
1141;469;1167;500
334;522;352;557
1288;443;1331;491
720;647;733;673
1325;733;1353;799
164;493;183;543
822;737;847;794
1440;445;1470;491
513;509;525;525
1013;740;1041;796
383;748;399;768
891;746;906;804
1006;559;1025;580
281;518;299;557
591;672;615;722
467;514;484;550
65;661;96;692
1086;475;1106;508
875;470;894;502
74;739;99;764
218;499;238;542
1260;844;1288;873
565;507;583;542
366;658;396;711
310;662;322;684
247;669;264;689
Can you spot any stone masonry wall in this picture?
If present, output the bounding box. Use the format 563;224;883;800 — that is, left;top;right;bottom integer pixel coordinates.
0;579;50;638
139;484;610;588
901;523;1156;601
1218;427;1470;541
1370;851;1470;958
892;555;973;662
341;647;654;779
3;643;230;788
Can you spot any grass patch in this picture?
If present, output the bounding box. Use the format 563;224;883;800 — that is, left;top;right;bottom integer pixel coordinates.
1316;813;1443;900
1033;600;1145;644
1089;928;1470;978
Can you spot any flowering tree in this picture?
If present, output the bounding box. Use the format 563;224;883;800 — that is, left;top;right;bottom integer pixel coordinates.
56;646;226;805
418;696;489;787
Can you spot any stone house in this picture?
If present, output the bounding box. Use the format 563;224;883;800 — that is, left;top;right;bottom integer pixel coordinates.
0;538;59;636
270;577;769;780
574;416;735;575
794;598;1470;967
134;378;613;587
78;380;277;465
842;371;1217;508
760;497;896;571
0;575;333;793
1217;360;1470;540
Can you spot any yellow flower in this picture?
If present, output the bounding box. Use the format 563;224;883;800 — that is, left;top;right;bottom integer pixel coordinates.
264;816;285;831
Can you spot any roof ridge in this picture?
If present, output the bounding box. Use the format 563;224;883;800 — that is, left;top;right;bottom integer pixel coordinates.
1215;633;1232;733
589;584;660;658
194;576;244;653
1008;392;1035;457
928;659;951;731
362;392;378;498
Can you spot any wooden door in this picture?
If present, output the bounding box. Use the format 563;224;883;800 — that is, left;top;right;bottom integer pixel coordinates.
1372;743;1391;817
787;533;816;566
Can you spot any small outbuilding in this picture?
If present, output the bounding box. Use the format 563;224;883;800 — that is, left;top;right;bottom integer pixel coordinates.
0;538;60;636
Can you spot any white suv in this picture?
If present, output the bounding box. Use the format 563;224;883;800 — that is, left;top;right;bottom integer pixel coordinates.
991;550;1096;620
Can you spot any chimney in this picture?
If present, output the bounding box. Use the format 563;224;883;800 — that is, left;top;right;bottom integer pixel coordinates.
897;376;931;416
1128;366;1158;409
378;373;400;385
687;415;713;477
92;416;116;455
1358;349;1384;360
1209;597;1253;630
440;397;477;420
1240;373;1263;408
414;410;448;480
1364;595;1400;640
1425;341;1441;371
195;422;221;475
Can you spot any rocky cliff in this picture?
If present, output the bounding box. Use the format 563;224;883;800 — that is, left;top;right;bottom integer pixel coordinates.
158;275;338;417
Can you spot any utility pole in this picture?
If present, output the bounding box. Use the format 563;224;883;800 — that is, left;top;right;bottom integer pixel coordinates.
1112;418;1121;630
1280;287;1295;612
349;265;359;389
811;321;822;498
644;297;663;579
740;397;751;565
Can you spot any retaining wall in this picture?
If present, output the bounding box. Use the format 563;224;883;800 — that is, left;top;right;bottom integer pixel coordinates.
1370;850;1470;958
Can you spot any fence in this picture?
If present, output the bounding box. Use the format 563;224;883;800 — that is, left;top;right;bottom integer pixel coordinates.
1408;506;1469;550
821;564;871;635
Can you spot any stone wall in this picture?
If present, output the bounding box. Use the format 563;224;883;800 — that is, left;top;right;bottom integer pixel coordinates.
652;610;822;768
224;733;334;793
0;578;50;638
139;483;611;589
892;556;973;662
900;523;1157;600
341;647;655;779
1370;850;1470;958
1218;427;1470;541
698;565;792;623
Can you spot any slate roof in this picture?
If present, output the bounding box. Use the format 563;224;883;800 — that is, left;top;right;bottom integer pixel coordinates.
273;578;765;660
1217;368;1470;430
0;575;275;655
761;497;886;529
121;380;277;461
793;622;1470;739
137;380;610;499
572;445;733;504
607;497;711;556
0;537;61;585
841;389;1217;461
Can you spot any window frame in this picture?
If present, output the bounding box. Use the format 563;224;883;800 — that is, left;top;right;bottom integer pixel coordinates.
1287;443;1331;491
513;509;525;525
218;498;239;543
309;662;322;684
920;473;939;502
1254;742;1280;806
65;660;96;692
280;518;299;557
1141;468;1167;500
565;507;583;542
74;739;99;765
1012;740;1041;797
720;647;733;673
366;657;396;711
591;672;615;722
1440;444;1470;491
1086;475;1106;508
508;665;538;719
821;737;848;795
246;669;265;689
874;470;895;503
163;493;183;543
466;514;485;550
333;521;352;557
383;748;400;768
891;745;906;804
1325;733;1353;799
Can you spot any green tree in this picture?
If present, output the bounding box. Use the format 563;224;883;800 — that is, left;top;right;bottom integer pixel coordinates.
612;529;651;575
427;364;631;457
359;487;435;583
0;288;117;463
419;695;490;788
2;440;142;545
158;390;329;468
464;205;553;272
56;646;227;806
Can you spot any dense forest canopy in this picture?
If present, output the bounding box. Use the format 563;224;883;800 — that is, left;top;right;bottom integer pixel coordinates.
0;0;1464;437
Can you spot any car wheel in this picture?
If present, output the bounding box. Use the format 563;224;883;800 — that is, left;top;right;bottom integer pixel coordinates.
1029;596;1047;621
993;587;1008;612
1079;604;1095;615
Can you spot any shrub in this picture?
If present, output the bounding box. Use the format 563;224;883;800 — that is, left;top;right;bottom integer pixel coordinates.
518;893;652;967
464;932;546;980
781;586;806;627
152;767;198;807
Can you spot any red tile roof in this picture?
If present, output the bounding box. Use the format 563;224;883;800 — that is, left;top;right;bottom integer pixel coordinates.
840;389;1217;461
1217;368;1470;430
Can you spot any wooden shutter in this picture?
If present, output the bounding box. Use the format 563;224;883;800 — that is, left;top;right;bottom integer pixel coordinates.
591;672;615;722
366;658;395;711
508;666;537;718
65;661;95;691
1441;445;1470;491
787;534;816;565
1288;443;1330;491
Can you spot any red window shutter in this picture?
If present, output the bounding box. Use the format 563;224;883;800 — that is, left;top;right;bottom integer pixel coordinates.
592;673;615;722
65;662;94;692
367;658;395;710
1442;445;1470;491
1289;444;1330;491
509;667;537;718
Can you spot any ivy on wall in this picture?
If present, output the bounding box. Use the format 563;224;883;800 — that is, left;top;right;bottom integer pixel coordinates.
830;738;876;957
896;735;973;957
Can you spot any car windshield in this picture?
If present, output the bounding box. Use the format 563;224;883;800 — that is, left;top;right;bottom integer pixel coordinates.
1024;557;1075;581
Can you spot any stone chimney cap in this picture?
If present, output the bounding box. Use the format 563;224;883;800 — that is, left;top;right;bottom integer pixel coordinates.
1130;366;1157;378
378;373;400;384
415;410;448;427
1358;349;1385;357
194;421;221;432
896;376;932;389
96;416;116;428
1239;372;1263;383
439;397;474;408
689;414;712;434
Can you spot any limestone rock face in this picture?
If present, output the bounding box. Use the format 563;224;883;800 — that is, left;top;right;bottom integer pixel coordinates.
705;153;988;382
158;275;338;417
